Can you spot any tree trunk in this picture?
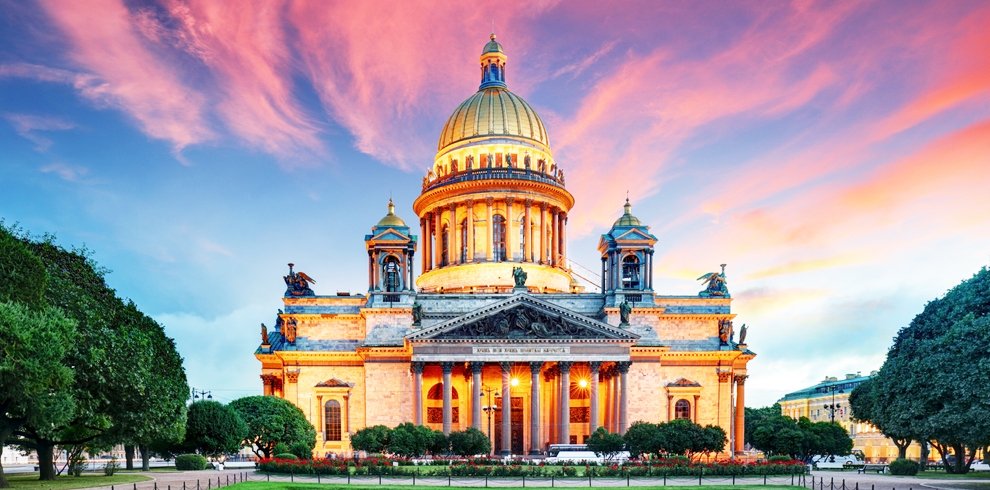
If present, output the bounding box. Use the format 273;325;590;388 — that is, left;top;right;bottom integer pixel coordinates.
125;445;135;470
919;441;930;471
140;445;150;471
894;438;910;460
952;444;968;474
37;443;56;481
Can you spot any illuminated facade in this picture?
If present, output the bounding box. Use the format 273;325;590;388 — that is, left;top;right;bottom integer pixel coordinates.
255;35;755;457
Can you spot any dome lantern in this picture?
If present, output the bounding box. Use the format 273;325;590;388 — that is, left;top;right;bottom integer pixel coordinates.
479;33;507;90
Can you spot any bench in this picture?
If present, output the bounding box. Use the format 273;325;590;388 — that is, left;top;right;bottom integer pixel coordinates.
858;464;887;474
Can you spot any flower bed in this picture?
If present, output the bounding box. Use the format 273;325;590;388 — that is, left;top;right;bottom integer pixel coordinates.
258;457;807;477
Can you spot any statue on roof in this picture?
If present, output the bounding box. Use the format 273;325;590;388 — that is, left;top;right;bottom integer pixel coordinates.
512;266;528;288
698;263;729;298
261;323;269;345
738;324;748;345
284;263;316;297
619;300;632;326
284;317;298;344
412;302;423;326
718;318;733;345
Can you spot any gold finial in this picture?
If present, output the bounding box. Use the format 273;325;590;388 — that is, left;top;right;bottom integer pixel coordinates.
387;198;395;216
490;33;497;41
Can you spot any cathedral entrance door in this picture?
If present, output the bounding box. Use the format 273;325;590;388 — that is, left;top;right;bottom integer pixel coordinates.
494;396;524;455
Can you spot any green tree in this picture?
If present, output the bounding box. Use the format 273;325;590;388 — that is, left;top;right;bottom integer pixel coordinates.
229;396;316;459
744;404;781;448
427;429;449;456
750;415;806;459
351;425;391;455
0;226;46;308
448;428;491;457
870;267;990;473
697;425;728;460
384;423;427;457
849;378;913;459
0;301;77;488
184;401;247;459
623;421;661;459
586;427;625;461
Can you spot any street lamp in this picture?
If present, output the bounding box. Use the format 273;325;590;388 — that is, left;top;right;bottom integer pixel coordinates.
824;384;843;423
480;386;500;454
191;388;213;401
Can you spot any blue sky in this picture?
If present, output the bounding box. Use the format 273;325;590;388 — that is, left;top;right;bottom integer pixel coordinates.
2;0;989;406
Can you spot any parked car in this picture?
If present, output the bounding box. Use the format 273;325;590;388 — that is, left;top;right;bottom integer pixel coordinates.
811;454;864;469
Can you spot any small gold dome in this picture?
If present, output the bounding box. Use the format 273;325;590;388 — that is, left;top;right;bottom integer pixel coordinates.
375;199;407;228
437;87;550;152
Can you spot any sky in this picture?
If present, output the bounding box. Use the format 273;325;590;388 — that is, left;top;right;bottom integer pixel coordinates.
1;0;989;408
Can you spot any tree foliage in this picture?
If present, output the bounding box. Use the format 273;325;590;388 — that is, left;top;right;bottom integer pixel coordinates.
448;428;490;457
229;396;316;459
586;427;626;461
750;415;850;461
744;404;781;447
622;419;727;459
184;401;247;459
0;227;186;481
867;267;990;473
350;425;391;455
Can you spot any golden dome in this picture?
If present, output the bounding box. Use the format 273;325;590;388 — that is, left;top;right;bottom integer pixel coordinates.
375;199;407;228
437;87;550;152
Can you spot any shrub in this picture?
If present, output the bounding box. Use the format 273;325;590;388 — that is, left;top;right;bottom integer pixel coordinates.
768;455;792;462
274;453;298;460
175;454;209;470
272;442;291;456
289;441;312;460
104;457;120;476
889;458;919;475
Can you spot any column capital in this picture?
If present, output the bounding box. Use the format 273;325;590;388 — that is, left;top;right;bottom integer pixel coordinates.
486;197;495;206
529;361;544;375
499;361;513;373
558;361;572;373
524;198;533;207
505;196;515;205
539;201;548;211
717;371;733;383
441;362;455;374
465;199;474;206
734;374;748;385
470;361;485;374
616;361;631;374
589;361;602;373
411;361;426;374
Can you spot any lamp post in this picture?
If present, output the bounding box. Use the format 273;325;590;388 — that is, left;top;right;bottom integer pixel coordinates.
191;388;213;401
824;384;843;423
481;386;499;454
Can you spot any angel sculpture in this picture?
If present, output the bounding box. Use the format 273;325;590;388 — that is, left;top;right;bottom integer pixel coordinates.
738;324;748;345
284;263;316;297
261;323;269;344
698;263;729;297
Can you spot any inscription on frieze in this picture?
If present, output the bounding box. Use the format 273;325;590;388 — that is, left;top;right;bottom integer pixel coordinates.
473;346;570;355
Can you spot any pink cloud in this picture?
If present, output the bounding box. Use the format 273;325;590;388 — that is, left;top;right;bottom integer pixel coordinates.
3;113;75;151
40;162;90;182
38;0;214;156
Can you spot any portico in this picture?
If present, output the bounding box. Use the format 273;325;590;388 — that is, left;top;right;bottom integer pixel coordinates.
407;294;637;455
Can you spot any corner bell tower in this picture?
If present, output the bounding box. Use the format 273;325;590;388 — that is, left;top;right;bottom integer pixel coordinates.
598;199;658;306
365;199;417;304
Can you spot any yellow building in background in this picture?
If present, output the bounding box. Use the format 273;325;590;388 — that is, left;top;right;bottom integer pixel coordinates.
778;373;929;462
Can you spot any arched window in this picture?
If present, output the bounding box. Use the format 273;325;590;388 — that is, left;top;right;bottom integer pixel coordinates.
519;218;527;262
426;383;459;424
382;256;401;293
325;400;342;441
440;224;449;267
460;218;468;263
675;399;691;420
493;215;506;262
622;255;640;289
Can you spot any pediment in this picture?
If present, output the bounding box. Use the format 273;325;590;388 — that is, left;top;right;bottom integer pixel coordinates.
614;228;656;242
408;294;638;342
370;229;410;241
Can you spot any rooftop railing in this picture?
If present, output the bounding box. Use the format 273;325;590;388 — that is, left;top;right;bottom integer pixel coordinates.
422;167;565;192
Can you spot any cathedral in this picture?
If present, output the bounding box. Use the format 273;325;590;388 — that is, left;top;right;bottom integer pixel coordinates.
255;35;754;457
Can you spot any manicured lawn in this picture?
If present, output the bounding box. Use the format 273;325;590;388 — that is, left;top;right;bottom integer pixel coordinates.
4;472;150;489
227;483;804;490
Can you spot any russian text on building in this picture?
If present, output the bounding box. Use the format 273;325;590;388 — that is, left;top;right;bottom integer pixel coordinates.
255;35;755;457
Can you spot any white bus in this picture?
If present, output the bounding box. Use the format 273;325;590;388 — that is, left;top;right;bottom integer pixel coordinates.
545;444;630;464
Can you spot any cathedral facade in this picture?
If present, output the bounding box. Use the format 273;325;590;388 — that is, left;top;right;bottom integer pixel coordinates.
255;35;754;457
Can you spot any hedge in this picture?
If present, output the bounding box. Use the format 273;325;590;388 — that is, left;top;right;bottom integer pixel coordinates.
889;458;919;476
175;454;209;471
257;457;808;477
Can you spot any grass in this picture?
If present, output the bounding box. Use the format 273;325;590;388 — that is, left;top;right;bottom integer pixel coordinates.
4;472;150;489
225;483;805;490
